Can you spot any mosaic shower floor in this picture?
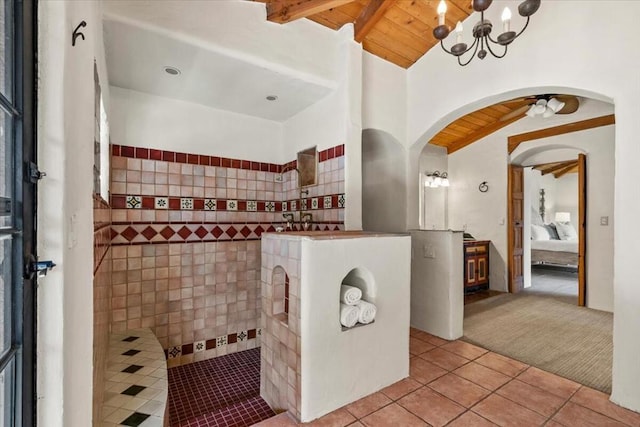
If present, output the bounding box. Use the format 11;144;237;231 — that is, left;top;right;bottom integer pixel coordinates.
168;348;275;427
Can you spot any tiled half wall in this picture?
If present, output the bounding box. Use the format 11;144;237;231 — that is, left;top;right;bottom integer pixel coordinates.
93;195;112;423
110;144;345;366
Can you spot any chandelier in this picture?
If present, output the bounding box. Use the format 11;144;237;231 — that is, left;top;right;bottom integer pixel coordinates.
433;0;541;66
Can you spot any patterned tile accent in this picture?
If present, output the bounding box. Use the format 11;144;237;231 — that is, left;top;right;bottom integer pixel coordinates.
324;196;332;209
154;197;168;210
180;198;193;210
120;412;150;427
204;198;216;211
247;200;257;212
282;201;288;212
194;341;205;353
338;193;346;208
168;346;181;359
226;200;238;211
110;223;281;245
126;195;142;209
238;330;247;342
121;385;146;396
217;336;227;347
311;198;319;209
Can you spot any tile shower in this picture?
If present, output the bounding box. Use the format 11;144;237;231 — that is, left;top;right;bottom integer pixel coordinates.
107;144;346;367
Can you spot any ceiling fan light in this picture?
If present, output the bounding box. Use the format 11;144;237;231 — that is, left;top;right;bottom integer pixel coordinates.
525;104;538;117
547;97;566;113
533;100;547;115
542;107;555;118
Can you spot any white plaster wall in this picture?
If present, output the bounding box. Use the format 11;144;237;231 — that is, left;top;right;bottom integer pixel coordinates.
419;144;448;230
38;1;109;425
362;129;406;232
300;235;411;422
554;175;579;228
103;0;342;86
109;86;285;163
362;52;407;144
447;135;509;292
410;231;463;340
405;2;640;408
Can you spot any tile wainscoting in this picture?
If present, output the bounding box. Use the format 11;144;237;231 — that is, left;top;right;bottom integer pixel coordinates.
109;144;345;367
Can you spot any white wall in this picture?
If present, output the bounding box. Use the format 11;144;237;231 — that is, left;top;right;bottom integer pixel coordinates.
406;1;639;409
109;86;285;163
420;144;448;230
362;52;407;144
38;1;109;425
362;129;406;232
554;175;579;228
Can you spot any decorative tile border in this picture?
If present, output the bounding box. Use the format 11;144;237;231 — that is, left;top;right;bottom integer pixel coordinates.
110;222;345;245
111;144;345;170
165;328;262;360
112;194;346;212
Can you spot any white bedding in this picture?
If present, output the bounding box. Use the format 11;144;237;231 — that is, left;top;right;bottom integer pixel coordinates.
531;240;578;253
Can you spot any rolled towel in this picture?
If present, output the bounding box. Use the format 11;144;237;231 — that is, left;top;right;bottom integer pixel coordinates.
355;300;377;324
340;303;359;328
340;285;362;305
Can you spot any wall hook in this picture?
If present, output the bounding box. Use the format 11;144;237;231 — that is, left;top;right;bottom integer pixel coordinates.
72;21;87;47
478;181;489;193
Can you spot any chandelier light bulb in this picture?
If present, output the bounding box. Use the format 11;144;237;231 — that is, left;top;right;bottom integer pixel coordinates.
455;21;464;43
501;7;512;32
438;0;447;25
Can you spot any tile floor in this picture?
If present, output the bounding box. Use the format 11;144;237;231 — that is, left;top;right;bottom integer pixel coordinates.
168;348;275;426
253;328;640;427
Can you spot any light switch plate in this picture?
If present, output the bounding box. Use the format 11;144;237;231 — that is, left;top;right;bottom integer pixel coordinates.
600;216;609;226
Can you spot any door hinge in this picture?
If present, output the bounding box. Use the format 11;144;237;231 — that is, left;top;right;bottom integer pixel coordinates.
27;162;46;183
24;255;56;279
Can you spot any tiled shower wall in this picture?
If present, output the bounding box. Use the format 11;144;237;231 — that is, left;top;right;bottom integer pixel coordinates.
109;144;345;366
93;196;112;424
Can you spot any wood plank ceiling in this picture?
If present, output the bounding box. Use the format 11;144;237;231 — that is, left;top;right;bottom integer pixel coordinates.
258;0;474;69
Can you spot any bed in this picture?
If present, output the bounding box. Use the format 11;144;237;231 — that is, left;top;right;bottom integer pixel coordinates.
531;222;578;267
531;239;578;266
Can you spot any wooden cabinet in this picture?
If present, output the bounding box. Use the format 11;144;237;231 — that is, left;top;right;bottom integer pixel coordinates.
464;240;490;293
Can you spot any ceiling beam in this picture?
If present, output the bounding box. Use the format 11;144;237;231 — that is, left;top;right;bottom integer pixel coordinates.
508;114;616;154
267;0;355;23
448;113;526;154
539;160;578;176
354;0;394;42
554;163;579;178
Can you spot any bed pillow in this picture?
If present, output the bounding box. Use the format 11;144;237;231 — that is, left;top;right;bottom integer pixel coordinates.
554;221;578;241
544;223;561;240
531;224;551;241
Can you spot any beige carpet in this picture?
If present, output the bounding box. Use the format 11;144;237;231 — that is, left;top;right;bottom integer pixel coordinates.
463;293;613;393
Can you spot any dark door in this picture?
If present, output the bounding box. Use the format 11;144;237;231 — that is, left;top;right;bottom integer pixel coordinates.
0;0;37;424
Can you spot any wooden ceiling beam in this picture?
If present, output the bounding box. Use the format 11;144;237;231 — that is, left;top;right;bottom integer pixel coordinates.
267;0;355;23
354;0;394;42
554;163;579;178
508;114;616;153
447;113;526;154
539;160;578;175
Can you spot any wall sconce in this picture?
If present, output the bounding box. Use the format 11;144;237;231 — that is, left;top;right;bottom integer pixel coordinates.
425;171;449;188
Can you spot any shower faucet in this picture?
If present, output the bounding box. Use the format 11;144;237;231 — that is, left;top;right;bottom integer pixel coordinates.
283;213;295;230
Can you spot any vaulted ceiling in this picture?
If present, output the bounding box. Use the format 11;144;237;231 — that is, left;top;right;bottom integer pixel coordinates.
258;0;473;68
533;160;579;178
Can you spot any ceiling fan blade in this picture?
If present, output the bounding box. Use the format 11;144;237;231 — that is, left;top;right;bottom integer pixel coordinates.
500;104;530;121
554;95;579;114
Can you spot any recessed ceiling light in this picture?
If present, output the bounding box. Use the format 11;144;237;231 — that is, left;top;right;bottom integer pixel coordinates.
266;95;278;101
164;66;181;76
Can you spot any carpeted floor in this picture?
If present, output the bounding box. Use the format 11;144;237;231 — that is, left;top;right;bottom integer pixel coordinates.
463;293;613;393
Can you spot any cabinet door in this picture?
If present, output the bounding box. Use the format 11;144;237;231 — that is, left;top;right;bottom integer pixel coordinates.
465;257;477;287
477;255;488;285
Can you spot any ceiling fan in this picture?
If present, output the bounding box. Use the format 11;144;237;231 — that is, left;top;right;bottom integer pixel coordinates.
500;95;580;121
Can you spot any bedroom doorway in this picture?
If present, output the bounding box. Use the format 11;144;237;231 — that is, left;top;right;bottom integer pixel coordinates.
519;155;585;306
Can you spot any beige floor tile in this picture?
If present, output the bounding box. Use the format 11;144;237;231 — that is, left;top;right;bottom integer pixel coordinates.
472;394;547;427
419;348;470;371
440;341;488;361
517;367;581;399
552;402;625;426
345;392;392;419
397;387;465;427
453;362;511;391
474;352;528;377
360;403;428;427
428;373;491;408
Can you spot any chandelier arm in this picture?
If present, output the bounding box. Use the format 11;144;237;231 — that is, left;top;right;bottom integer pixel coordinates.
439;40;456;56
485;37;508;58
512;15;531;40
440;36;479;58
458;39;480;66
